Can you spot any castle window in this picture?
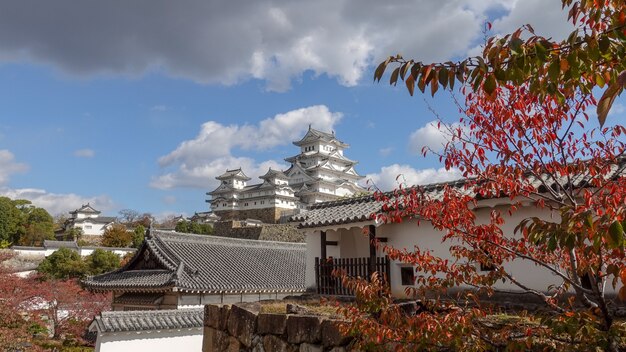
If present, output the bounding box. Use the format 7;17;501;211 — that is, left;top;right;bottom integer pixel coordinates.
261;201;265;204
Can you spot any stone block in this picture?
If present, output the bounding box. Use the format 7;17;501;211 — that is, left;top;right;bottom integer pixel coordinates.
257;313;287;335
321;319;351;347
203;326;230;352
205;304;223;329
228;304;258;347
329;348;347;352
226;336;241;352
286;315;322;344
263;335;295;352
299;343;323;352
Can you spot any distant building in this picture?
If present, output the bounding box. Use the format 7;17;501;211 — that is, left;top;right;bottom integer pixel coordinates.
188;211;220;224
207;127;367;223
64;204;116;238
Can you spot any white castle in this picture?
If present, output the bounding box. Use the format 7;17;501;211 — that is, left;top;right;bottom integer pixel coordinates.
207;127;366;223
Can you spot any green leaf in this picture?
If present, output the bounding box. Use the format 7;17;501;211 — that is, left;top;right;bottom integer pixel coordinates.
535;42;547;61
548;59;560;81
510;38;524;55
483;74;497;95
607;221;624;249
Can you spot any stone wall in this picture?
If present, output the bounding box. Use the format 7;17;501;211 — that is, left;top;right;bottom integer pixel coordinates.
203;303;352;352
212;222;304;243
215;208;282;224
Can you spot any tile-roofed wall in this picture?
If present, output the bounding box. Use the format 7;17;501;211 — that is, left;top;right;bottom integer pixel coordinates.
91;308;203;333
293;158;626;229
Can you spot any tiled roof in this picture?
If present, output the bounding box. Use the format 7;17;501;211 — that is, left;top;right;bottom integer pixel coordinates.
216;168;251;181
73;216;116;224
43;240;79;249
70;203;100;215
83;270;176;291
293;127;347;147
90;308;203;333
82;230;306;294
293;160;626;229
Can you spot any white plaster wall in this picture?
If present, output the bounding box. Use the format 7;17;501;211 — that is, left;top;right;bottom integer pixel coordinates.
304;202;615;298
96;328;203;352
305;230;321;290
74;222;107;236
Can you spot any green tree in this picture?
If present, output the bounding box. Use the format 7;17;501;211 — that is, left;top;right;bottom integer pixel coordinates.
0;197;55;245
175;220;213;235
37;248;87;280
100;224;132;247
131;224;145;248
0;197;25;244
174;219;189;233
85;249;120;275
18;207;54;246
64;227;83;241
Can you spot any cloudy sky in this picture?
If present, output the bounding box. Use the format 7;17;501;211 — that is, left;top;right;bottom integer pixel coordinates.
0;0;610;218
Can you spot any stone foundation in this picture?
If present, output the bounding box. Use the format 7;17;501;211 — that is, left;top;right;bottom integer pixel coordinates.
214;207;297;224
212;221;304;243
203;303;353;352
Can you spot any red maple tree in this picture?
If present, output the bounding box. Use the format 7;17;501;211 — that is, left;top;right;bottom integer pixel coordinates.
0;252;110;349
342;2;626;350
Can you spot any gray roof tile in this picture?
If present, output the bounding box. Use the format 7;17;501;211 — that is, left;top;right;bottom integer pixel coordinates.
91;308;203;333
83;230;306;294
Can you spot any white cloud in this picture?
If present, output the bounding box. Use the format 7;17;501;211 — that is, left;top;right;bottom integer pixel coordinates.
162;195;177;205
0;149;28;185
491;0;575;41
364;164;462;191
0;187;115;216
73;148;95;158
152;105;341;189
0;0;556;91
151;105;168;112
378;147;393;157
408;120;469;155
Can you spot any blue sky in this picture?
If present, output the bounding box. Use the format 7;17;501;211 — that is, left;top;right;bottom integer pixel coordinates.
0;0;614;218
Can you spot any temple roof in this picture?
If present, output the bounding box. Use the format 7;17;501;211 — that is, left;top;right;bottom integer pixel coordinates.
90;308;203;333
82;230;306;293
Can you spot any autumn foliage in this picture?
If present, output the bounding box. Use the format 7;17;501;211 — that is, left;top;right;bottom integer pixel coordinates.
344;1;626;351
0;251;110;350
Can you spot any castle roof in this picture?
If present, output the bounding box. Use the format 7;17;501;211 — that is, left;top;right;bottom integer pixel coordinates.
82;230;306;294
259;168;289;180
216;168;251;181
69;203;100;215
292;127;348;148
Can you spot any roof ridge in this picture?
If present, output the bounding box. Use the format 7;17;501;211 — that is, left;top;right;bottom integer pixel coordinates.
152;230;306;248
